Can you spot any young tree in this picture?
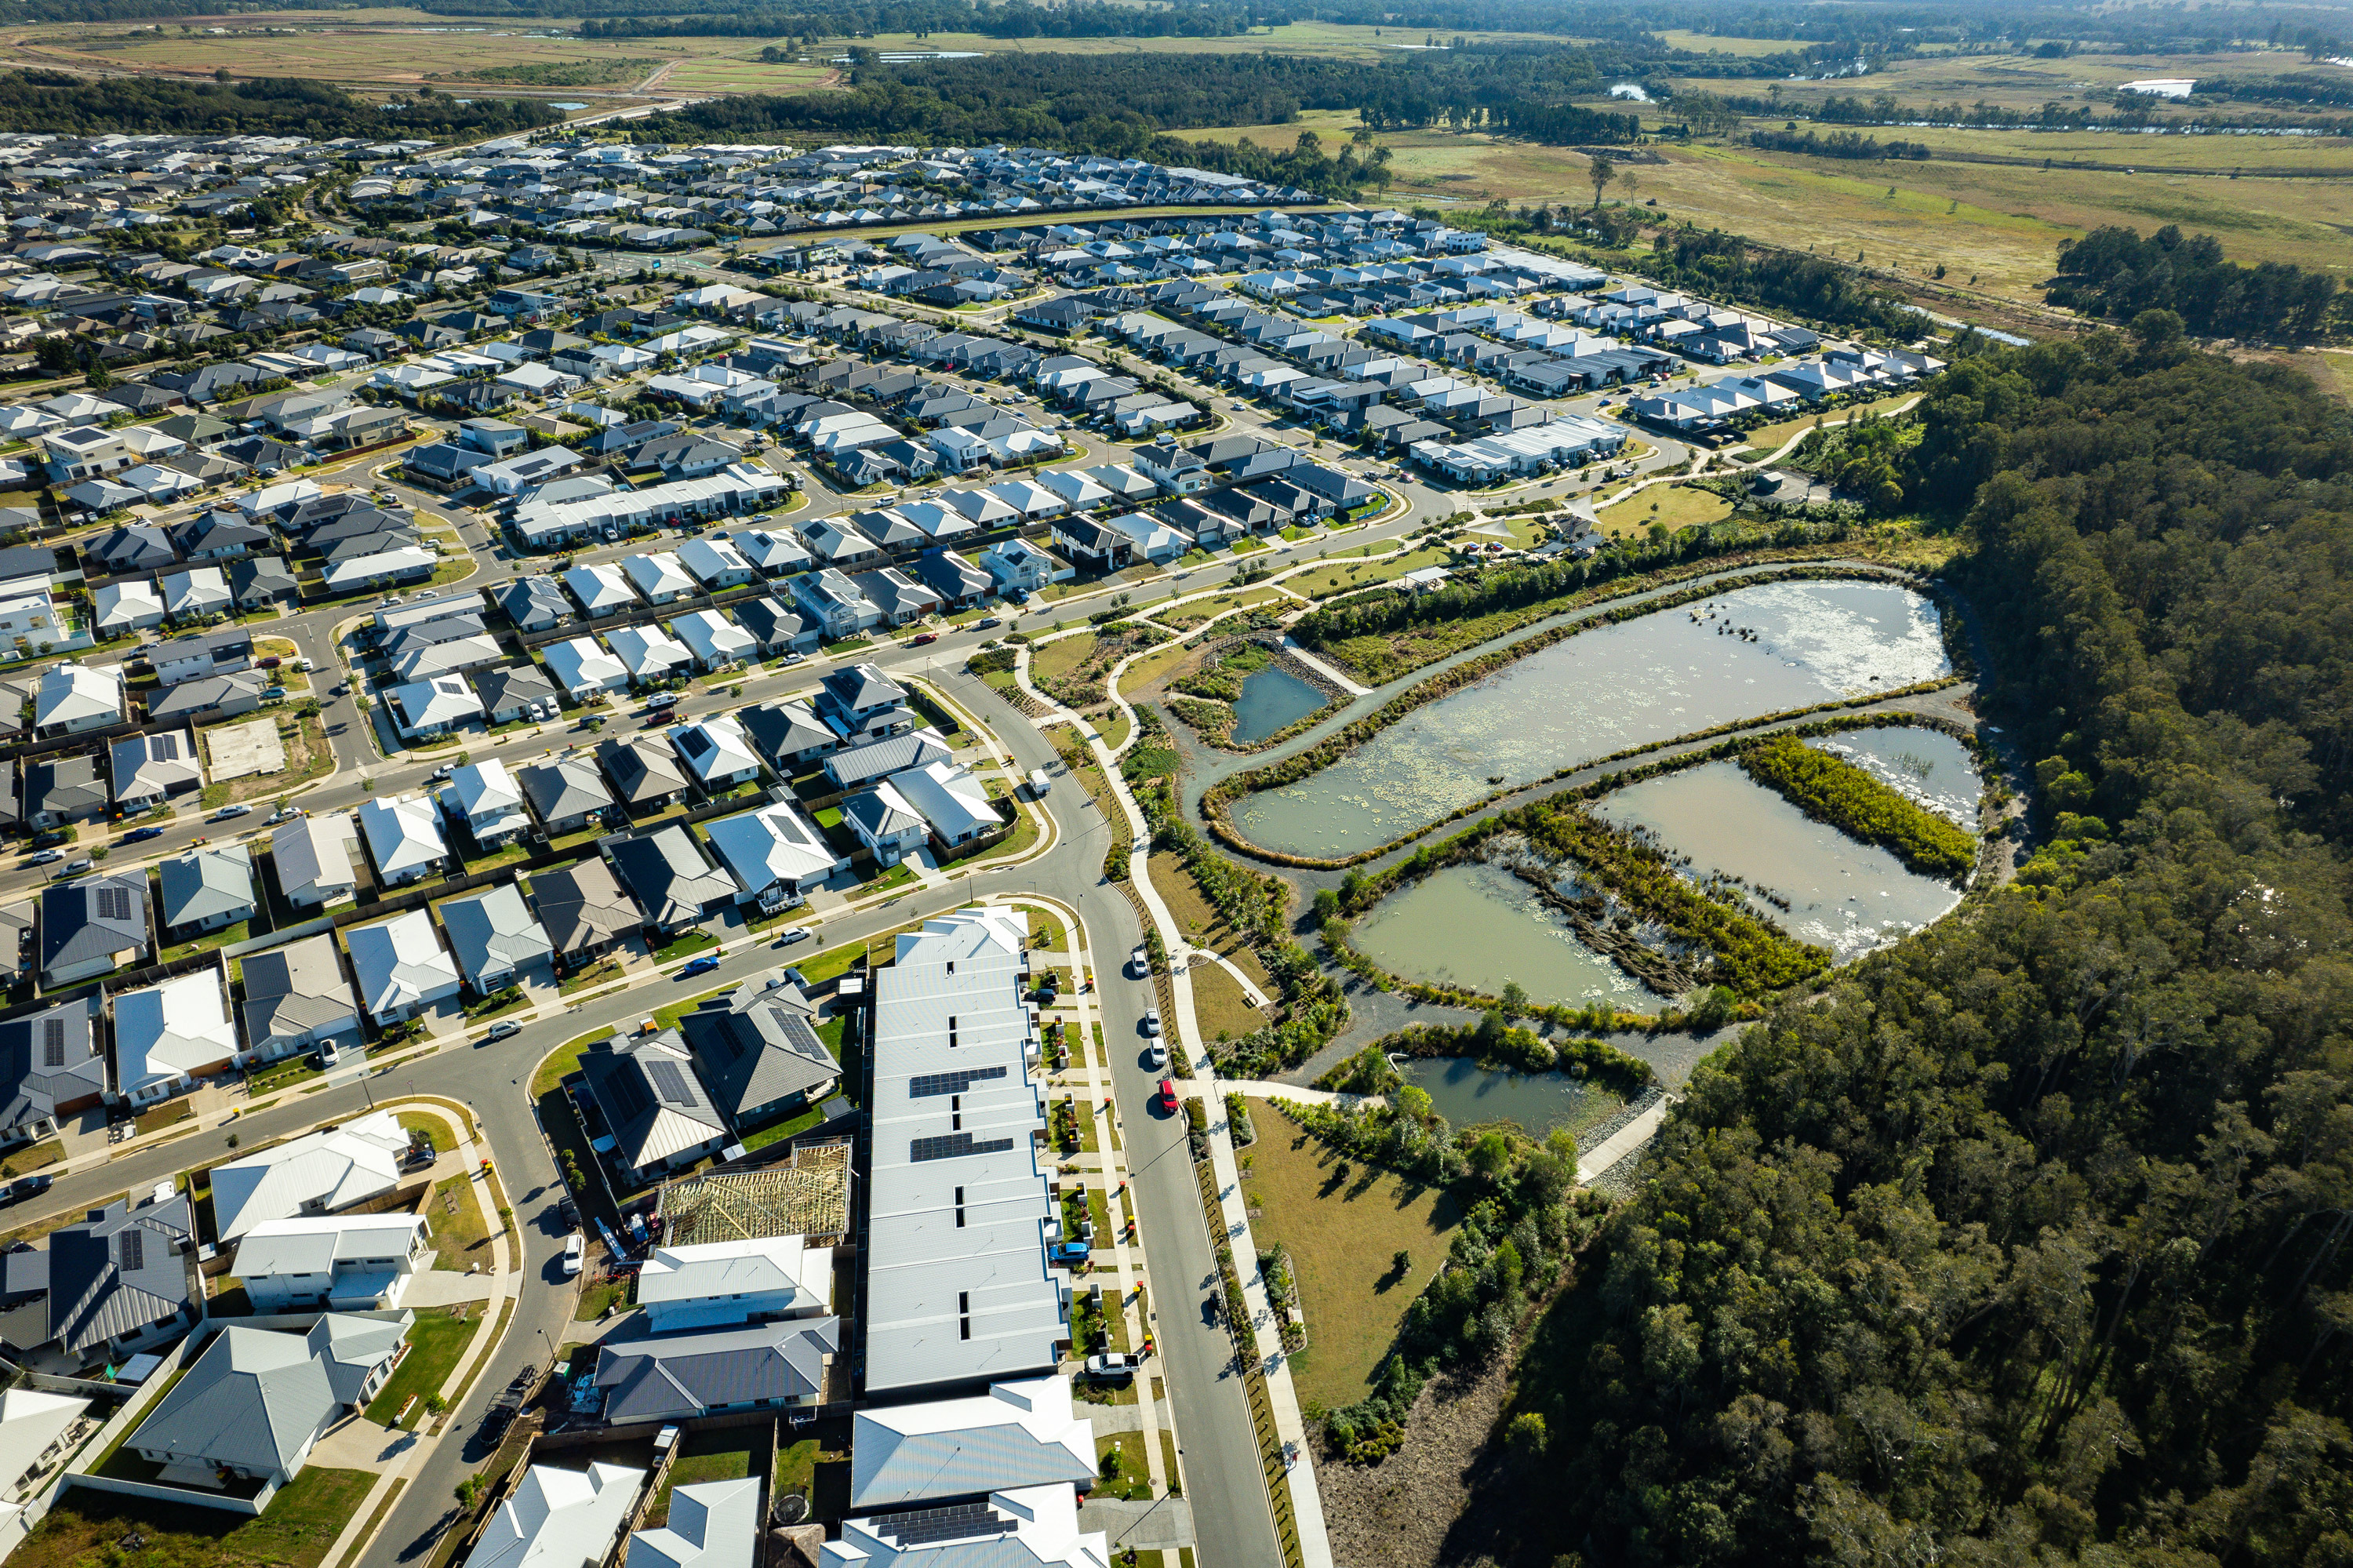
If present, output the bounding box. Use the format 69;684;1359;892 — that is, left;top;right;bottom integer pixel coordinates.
1588;154;1617;211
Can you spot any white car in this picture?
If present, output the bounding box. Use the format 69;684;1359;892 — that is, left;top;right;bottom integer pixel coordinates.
1144;1009;1162;1037
1129;946;1147;976
562;1233;584;1277
1146;1041;1168;1070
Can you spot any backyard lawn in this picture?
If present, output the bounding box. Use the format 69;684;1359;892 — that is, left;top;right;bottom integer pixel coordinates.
646;1428;759;1526
364;1308;478;1428
1241;1102;1465;1413
12;1465;374;1568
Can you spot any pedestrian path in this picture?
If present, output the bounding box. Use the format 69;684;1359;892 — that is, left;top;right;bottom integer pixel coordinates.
1279;639;1373;697
1577;1094;1678;1184
1216;1079;1386;1111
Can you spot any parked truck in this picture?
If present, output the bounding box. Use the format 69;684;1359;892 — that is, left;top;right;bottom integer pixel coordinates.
482;1365;540;1443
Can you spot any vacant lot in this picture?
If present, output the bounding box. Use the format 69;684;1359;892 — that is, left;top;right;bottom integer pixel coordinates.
1243;1105;1465;1413
427;1173;491;1272
13;1466;373;1568
1595;485;1733;537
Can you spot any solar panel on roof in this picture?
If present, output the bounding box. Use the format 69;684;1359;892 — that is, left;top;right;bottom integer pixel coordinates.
872;1503;1012;1548
910;1132;1013;1163
117;1228;143;1273
151;734;179;760
647;1059;694;1105
910;1066;1006;1099
41;1017;64;1068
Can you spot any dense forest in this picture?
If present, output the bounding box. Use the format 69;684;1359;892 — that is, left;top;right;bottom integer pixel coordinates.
579;0;1249;39
1644;228;1922;337
2048;225;2342;344
1442;323;2353;1568
0;68;558;136
1747;126;1931;161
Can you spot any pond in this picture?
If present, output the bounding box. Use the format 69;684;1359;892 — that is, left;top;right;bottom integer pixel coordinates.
1227;664;1331;746
1349;860;1668;1013
1594;759;1964;963
1233;579;1951;860
1817;723;1982;827
1398;1055;1608;1137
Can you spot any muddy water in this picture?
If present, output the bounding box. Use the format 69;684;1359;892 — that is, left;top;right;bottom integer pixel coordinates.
1350;860;1669;1013
1235;579;1950;860
1595;760;1963;962
1398;1056;1606;1137
1227;664;1331;745
1818;723;1982;827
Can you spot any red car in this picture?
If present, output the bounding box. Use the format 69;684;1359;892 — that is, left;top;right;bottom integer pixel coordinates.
1159;1078;1178;1113
909;632;939;646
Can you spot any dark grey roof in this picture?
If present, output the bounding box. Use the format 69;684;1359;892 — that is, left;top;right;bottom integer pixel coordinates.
595;1318;838;1424
602;826;737;927
596;736;688;806
820;662;905;715
845;788;926;841
38;874;150;977
516;754;613;826
150;670;268;722
0;999;104;1137
88;524;177;572
739;701;836;768
228;555;299;602
474;662;559;715
37;1195;195;1356
26;755;107;820
681;972;838;1123
529;857;638;955
380;613;487;661
579;1032;726;1170
238;933;355;1049
728;598;806;650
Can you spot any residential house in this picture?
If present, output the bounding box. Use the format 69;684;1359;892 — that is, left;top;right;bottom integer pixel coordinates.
667;717;762;793
620;551;696;606
108;729;203;810
814;663;911;744
31;665;121;738
238;933;360;1064
728;597;814;659
272;813;358;909
0;1192;197;1370
111;968;238;1105
157;844;256;937
25;755;109;829
209;1110;409;1242
387;675;486;741
636;1234;833;1333
849;1376;1097;1510
624;1480;760;1568
703;802;848;915
819;1486;1103;1568
576;1032;729;1184
603;826;738;937
38;875;150;988
516;754;616;838
439;884;555;995
498;577;573;634
438;759;529;849
677;537;756;590
127;1316;407;1490
843;782;929;866
474;663;561;726
530;859;638;966
893;761;1002;848
234;1214;432;1313
678;966;842;1127
0;999;107;1148
358;795;449;886
822;732;951;794
596;737;689;813
606;624;693;684
345;910;463;1027
594;1319;837;1424
465;1464;644;1568
149;670;269;727
543;637;631;700
740;700;838;773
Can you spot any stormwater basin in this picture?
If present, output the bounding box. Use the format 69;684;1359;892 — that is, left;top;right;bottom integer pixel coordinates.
1398;1057;1606;1137
1227;664;1331;746
1594;759;1964;963
1817;723;1983;826
1349;860;1667;1013
1234;578;1950;860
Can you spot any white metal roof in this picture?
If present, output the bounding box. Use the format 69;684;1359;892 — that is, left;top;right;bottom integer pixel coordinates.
211;1109;409;1241
850;1375;1095;1510
113;968;238;1093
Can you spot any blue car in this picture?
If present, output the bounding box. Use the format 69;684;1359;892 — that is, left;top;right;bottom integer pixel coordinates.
680;955;722;977
122;826;165;843
1051;1242;1091;1266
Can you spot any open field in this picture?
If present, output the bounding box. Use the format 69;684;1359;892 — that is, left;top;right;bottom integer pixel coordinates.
1596;484;1733;537
1242;1104;1464;1413
1674;45;2345;117
1655;30;1791;57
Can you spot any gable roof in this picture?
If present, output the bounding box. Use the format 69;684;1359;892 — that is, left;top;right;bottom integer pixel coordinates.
678;966;839;1120
346;909;461;1017
210;1108;408;1242
157;844;253;929
516;754;615;828
594;1318;838;1424
580;1032;726;1170
467;1462;645;1568
0;999;104;1139
849;1375;1096;1510
129;1323;336;1475
625;1479;761;1568
35;1194;194;1356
